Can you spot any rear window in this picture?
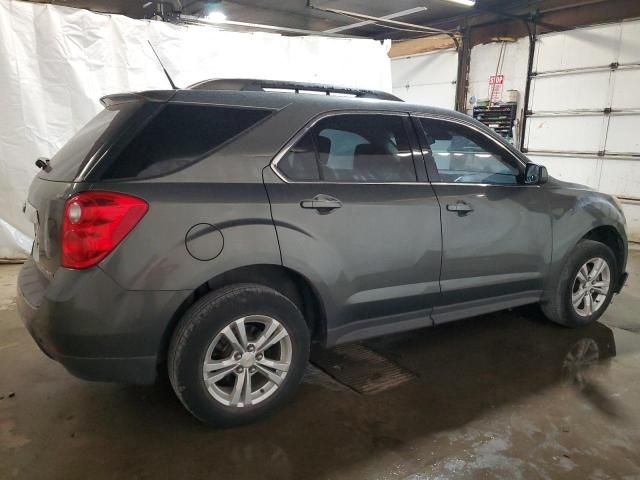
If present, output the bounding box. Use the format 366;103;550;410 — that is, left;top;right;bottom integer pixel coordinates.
99;104;272;179
43;102;141;181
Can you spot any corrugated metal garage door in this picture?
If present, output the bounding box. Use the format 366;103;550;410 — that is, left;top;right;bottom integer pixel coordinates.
523;19;640;242
391;49;458;109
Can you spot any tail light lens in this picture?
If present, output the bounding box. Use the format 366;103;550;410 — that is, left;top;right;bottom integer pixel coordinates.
61;191;148;269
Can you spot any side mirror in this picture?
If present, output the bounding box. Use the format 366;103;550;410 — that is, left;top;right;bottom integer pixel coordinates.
524;163;548;185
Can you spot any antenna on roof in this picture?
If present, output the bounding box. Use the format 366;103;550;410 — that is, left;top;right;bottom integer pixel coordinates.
147;40;178;90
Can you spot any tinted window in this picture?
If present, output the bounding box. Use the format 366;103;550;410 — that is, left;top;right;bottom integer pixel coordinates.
102;104;271;179
43;102;141;181
278;114;416;183
420;118;520;184
278;131;320;181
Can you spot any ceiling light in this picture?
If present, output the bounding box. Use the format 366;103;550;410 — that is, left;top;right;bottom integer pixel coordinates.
442;0;476;6
205;11;227;22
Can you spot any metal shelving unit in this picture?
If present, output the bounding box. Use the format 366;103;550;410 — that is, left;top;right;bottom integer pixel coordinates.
472;104;517;143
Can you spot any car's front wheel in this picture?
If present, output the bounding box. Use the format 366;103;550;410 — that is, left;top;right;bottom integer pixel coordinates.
168;284;310;426
542;239;617;327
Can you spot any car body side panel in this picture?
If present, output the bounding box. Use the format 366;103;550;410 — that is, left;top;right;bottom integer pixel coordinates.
262;168;442;346
94;103;318;290
431;184;553;311
542;178;628;298
97;179;282;291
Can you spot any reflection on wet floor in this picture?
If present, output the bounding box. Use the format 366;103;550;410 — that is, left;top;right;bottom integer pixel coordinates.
361;306;617;409
3;298;640;480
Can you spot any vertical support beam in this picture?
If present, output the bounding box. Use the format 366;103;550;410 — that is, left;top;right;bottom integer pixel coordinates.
520;21;537;151
455;22;471;113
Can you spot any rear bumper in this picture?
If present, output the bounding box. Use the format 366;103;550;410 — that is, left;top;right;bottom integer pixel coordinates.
17;257;191;385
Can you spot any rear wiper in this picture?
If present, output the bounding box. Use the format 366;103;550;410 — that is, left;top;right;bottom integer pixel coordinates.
35;157;51;172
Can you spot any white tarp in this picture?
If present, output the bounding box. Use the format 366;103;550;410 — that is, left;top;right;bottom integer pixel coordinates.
0;0;392;258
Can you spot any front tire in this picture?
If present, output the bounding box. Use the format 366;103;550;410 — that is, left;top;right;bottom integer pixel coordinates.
542;240;617;327
168;284;310;426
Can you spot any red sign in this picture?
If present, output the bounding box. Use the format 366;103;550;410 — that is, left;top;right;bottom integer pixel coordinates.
489;74;504;103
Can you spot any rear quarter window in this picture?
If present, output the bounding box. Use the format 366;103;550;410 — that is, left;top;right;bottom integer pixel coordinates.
98;104;272;180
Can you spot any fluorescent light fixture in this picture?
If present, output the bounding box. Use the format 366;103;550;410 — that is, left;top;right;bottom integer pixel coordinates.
442;0;476;6
206;11;227;22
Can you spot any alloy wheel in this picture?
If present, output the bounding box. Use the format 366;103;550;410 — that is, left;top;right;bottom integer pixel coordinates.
571;257;611;317
202;315;292;408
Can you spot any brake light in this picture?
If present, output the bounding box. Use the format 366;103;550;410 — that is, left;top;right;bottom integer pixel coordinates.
61;191;148;269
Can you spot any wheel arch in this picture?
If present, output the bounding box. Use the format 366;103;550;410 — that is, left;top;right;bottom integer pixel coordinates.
157;264;327;366
581;225;626;272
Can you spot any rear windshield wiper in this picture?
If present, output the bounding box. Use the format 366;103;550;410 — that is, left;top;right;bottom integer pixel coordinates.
35;157;51;172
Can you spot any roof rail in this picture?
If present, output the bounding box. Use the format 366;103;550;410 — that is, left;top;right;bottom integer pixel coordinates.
187;78;402;102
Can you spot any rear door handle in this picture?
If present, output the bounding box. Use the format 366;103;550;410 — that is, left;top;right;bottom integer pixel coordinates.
446;201;473;213
300;195;342;210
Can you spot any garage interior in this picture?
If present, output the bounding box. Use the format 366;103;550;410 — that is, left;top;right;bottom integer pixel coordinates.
1;0;640;478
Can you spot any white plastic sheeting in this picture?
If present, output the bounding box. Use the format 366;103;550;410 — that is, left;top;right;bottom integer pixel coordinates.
0;0;392;258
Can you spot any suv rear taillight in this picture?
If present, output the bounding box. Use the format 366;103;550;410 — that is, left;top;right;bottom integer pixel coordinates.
61;191;148;269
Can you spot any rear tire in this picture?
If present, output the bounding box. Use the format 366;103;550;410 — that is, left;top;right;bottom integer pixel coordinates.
541;240;617;327
168;283;310;427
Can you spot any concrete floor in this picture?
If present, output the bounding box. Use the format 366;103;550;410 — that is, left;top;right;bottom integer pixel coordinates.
1;251;640;479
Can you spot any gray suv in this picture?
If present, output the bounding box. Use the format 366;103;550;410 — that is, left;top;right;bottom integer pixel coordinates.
17;79;628;426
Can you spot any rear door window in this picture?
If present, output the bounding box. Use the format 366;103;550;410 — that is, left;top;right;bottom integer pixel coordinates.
277;114;417;183
99;104;272;179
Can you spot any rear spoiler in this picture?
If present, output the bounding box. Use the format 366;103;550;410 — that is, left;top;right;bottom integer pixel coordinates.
99;90;176;107
187;78;402;102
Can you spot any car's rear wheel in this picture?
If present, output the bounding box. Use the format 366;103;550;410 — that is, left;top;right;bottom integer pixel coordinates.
168;284;310;426
542;239;617;327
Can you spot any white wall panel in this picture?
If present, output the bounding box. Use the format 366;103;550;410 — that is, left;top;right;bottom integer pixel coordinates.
527;155;600;189
391;50;458;109
611;69;640;109
621;201;640;242
619;21;640;64
533;23;621;72
393;83;456;109
529;71;611;111
598;159;640;198
605;115;640;154
526;116;605;152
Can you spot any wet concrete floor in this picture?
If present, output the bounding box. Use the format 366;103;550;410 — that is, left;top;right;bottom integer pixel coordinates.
1;250;639;479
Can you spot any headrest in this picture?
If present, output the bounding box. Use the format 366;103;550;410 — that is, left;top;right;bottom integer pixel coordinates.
316;136;331;165
353;144;378;171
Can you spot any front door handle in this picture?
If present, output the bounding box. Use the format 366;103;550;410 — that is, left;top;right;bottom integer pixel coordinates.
446;201;473;213
300;195;342;210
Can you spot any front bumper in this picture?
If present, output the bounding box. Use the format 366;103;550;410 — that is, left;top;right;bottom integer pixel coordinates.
17;257;190;384
615;271;629;294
